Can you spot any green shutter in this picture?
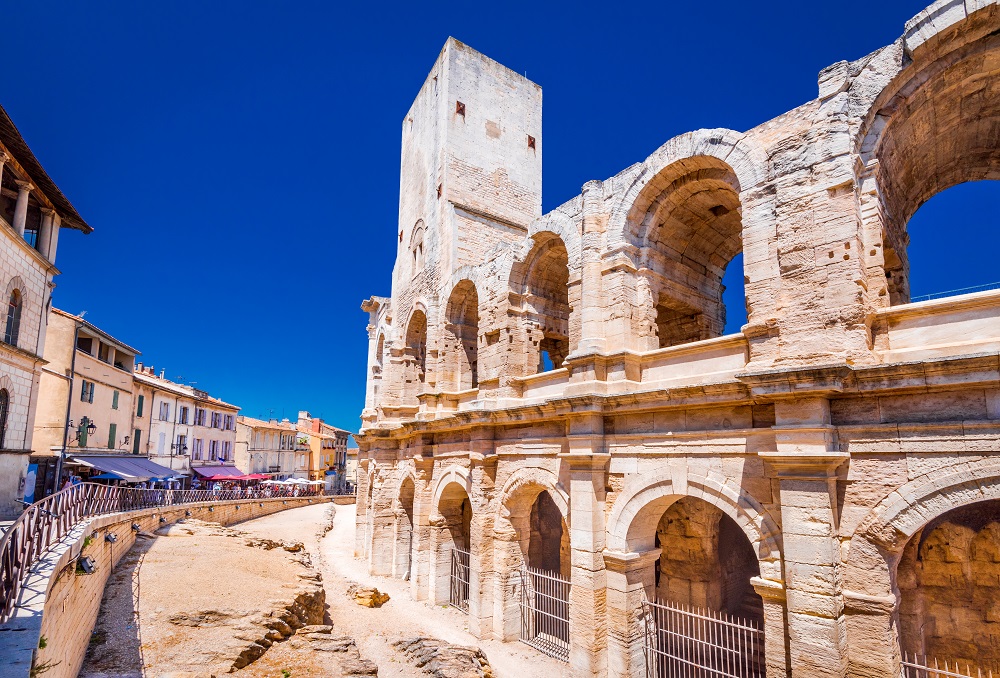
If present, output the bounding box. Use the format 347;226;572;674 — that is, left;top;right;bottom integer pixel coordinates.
132;429;141;455
137;395;144;417
112;391;119;410
108;423;117;450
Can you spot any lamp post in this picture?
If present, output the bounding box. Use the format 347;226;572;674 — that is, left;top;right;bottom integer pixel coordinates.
55;417;98;490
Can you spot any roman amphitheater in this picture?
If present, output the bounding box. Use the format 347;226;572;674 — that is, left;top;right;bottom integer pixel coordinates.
355;2;1000;676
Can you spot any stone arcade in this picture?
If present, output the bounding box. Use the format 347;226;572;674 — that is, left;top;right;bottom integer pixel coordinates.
355;3;1000;676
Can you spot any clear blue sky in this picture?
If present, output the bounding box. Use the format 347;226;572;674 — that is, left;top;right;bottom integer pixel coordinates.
5;1;997;434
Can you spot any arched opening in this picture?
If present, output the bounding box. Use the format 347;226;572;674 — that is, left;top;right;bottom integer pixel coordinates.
4;289;22;347
896;500;1000;671
516;234;572;373
900;181;1000;300
403;310;427;403
434;481;473;608
620;492;766;676
652;497;762;620
444;281;479;390
0;389;8;449
410;220;425;277
865;32;1000;305
371;333;385;406
527;490;570;579
395;476;415;579
630;157;744;347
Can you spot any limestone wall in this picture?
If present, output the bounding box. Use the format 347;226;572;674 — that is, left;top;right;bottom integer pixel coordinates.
1;496;329;678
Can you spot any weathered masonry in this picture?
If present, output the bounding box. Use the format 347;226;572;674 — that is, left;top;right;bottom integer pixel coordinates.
356;4;1000;677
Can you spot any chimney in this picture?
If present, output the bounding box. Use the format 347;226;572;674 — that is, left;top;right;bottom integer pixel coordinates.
312;418;321;433
160;369;165;379
136;362;143;372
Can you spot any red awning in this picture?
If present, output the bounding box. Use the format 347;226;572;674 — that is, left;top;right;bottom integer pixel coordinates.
244;473;268;480
192;466;245;478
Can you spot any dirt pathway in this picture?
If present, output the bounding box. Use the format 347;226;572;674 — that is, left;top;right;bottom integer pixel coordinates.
304;502;571;678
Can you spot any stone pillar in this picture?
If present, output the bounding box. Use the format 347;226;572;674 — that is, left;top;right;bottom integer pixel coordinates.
469;431;496;637
0;152;8;195
409;455;434;601
752;576;792;677
38;208;55;260
575;180;608;356
604;548;660;678
761;397;849;678
843;590;900;678
13;180;33;237
49;213;61;265
566;412;610;677
355;457;372;558
427;513;451;606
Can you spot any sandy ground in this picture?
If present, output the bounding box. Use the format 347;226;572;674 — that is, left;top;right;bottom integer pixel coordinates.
79;502;569;678
304;502;570;678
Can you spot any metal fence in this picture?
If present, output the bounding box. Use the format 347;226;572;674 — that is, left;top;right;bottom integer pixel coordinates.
0;482;324;622
449;547;471;612
519;564;570;662
644;599;764;678
902;654;995;678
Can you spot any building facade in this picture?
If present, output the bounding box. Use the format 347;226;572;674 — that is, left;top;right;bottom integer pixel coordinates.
296;410;351;489
33;310;139;494
0;108;92;515
132;365;240;482
235;416;299;479
356;8;1000;678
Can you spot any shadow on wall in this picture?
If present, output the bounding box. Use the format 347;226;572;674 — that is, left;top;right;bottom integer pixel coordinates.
78;535;154;676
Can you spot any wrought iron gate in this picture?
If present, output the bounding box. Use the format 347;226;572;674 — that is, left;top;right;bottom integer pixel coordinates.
901;653;995;678
519;565;570;662
449;547;470;612
644;599;764;677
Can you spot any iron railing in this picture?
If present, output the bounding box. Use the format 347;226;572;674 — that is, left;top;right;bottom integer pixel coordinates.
449;547;470;612
0;483;323;622
518;564;570;662
902;654;995;678
644;599;764;678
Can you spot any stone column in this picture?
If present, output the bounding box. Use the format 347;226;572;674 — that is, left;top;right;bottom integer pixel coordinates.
468;430;496;637
565;412;610;677
604;548;661;678
38;208;55;260
13;180;33;237
409;454;434;601
761;397;849;678
575;180;608;356
752;576;792;677
843;590;900;678
0;152;8;194
355;456;372;558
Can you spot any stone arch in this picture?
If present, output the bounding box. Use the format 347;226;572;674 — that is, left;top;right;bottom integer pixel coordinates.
494;466;570;524
606;468;782;580
842;459;1000;675
409;219;426;276
853;2;1000;305
527;210;581;263
393;469;418;580
442;279;480;391
607;128;767;252
402;306;428;402
430;464;474;513
429;464;475;605
508;231;574;373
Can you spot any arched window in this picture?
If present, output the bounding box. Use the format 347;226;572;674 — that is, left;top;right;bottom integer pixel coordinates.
403;310;428;402
410;221;426;277
514;233;572;374
444;281;479;390
0;389;8;449
4;290;22;347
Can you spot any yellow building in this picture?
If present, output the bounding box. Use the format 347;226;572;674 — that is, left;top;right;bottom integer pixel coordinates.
296;411;351;490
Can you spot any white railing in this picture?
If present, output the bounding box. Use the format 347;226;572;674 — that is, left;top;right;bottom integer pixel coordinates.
902;654;995;678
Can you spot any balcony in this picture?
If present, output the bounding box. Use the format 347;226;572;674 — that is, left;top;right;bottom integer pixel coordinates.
874;288;1000;363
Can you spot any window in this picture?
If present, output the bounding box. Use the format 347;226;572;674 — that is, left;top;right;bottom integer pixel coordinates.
192;438;204;460
98;343;111;364
76;336;93;354
176;434;187;455
178;406;190;425
159;401;170;421
158;432;165;454
136;394;144;417
209;440;219;460
80;380;95;404
0;389;8;449
194;408;206;426
4;290;22;347
132;429;141;455
112;390;119;410
221;441;231;461
211;412;222;429
223;414;234;431
107;423;117;450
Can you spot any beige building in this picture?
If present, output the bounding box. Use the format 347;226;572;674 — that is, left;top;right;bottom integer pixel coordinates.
32;310;138;495
235;416;299;479
0;107;92;514
356;9;1000;678
296;410;351;488
132;365;240;484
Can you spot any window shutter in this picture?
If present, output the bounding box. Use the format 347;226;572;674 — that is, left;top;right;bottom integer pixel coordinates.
108;423;117;449
137;395;144;417
112;391;119;410
133;429;141;455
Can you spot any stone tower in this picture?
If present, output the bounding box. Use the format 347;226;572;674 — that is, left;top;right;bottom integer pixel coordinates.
391;37;542;300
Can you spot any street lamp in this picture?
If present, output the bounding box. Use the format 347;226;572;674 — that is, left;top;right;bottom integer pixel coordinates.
69;417;98;445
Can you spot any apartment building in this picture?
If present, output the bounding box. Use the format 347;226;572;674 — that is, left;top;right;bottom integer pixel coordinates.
234;416;299;479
